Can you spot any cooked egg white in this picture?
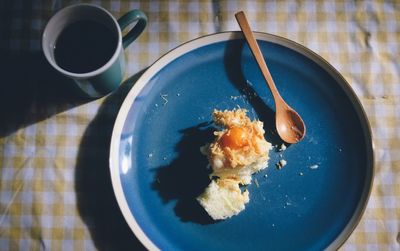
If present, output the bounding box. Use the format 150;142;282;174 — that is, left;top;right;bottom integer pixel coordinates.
197;178;249;220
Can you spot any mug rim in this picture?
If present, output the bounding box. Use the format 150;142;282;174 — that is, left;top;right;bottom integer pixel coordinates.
42;3;123;79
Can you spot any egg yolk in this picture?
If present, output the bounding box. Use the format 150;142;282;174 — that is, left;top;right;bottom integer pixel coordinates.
220;127;249;149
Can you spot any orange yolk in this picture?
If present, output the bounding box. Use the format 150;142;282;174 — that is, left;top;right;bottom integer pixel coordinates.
220;127;249;149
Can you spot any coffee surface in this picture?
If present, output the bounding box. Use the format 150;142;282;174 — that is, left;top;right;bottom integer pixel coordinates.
54;20;117;73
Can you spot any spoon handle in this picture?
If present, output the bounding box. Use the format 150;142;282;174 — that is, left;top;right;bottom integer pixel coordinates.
235;11;281;102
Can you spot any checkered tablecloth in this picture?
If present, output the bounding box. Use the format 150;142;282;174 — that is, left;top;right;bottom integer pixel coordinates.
1;0;399;250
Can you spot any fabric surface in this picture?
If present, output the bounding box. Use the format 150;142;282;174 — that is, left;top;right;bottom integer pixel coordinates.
1;0;399;250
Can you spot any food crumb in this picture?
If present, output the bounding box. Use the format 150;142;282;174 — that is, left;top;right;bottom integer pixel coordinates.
279;143;287;151
299;172;304;176
255;178;259;188
264;174;268;178
309;164;319;169
276;159;287;169
148;153;153;158
176;93;181;97
160;93;168;105
154;103;159;107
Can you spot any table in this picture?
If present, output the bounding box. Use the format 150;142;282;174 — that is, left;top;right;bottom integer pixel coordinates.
1;0;399;250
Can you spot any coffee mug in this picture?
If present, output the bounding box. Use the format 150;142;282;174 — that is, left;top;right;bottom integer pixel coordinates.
42;4;147;97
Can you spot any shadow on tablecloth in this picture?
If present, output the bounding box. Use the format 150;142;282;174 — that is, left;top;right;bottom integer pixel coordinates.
75;71;147;251
0;50;91;137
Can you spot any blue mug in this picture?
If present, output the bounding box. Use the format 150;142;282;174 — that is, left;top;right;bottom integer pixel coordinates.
42;4;147;97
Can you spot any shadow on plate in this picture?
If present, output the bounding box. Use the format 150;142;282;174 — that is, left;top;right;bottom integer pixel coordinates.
0;50;91;137
223;38;283;146
152;122;217;225
75;71;147;251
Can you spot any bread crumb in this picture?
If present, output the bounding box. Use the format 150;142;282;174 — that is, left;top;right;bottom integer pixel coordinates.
309;164;319;169
160;94;168;105
278;143;286;151
276;159;287;169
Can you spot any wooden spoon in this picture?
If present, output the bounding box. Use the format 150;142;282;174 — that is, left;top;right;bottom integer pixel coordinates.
235;11;306;144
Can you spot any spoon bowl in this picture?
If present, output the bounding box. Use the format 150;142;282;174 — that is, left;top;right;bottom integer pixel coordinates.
276;107;306;143
235;11;306;143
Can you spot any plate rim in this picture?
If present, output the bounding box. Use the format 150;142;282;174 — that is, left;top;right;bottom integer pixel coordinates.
109;31;375;251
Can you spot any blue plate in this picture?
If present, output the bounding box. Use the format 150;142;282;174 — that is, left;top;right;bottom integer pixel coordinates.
110;32;374;250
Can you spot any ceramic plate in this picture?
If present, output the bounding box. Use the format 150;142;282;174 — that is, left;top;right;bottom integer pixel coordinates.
110;32;374;250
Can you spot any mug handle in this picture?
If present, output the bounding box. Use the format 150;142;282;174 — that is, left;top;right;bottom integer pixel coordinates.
117;9;147;49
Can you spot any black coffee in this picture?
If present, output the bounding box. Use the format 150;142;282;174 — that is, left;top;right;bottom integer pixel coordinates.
54;20;117;73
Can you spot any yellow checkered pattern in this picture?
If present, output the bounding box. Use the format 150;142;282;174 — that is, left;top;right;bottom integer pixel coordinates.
1;0;399;250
